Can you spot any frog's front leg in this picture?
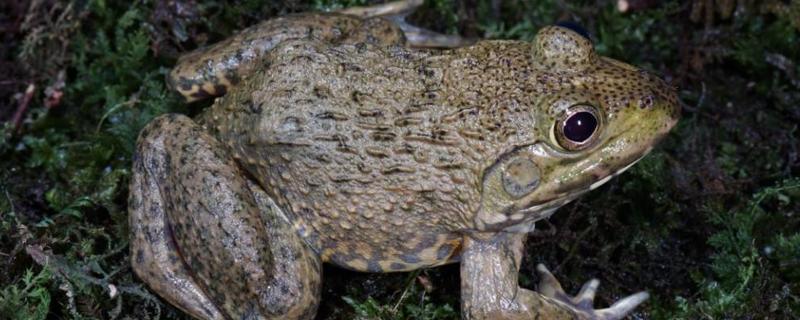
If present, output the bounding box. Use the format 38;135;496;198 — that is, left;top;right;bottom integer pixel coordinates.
129;114;322;320
460;232;648;320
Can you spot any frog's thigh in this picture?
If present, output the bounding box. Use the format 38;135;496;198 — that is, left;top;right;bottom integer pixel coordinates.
129;114;321;320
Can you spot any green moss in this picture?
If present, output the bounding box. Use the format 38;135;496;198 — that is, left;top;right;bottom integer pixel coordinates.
478;0;560;41
342;271;458;320
314;0;369;11
665;179;800;318
0;268;51;320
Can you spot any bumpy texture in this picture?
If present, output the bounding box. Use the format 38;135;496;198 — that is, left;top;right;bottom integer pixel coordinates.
198;30;678;272
130;115;322;319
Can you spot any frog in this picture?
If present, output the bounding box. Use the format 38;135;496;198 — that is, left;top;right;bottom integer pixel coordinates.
128;0;680;319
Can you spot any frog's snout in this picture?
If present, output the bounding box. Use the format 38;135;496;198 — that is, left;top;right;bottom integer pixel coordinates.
648;76;682;132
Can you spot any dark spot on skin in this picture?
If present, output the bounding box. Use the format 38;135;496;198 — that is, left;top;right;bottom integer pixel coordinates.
394;116;422;127
370;131;396;141
313;86;331;99
400;253;421;264
351;91;368;104
136;249;144;264
340;62;364;73
367;260;382;272
144;228;158;243
225;69;240;86
246;100;263;114
436;244;453;260
411;235;439;255
418;65;435;77
390;262;407;271
357;108;383;117
329;252;354;265
213;84;227;96
280;282;290;295
314;111;348;121
177;77;194;91
190;88;213;100
381;165;415;174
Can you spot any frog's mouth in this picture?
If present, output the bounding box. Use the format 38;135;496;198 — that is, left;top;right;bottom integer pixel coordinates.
517;149;648;215
474;121;671;232
478;145;652;233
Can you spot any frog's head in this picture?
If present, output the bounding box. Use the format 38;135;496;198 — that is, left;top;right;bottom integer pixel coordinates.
475;25;680;231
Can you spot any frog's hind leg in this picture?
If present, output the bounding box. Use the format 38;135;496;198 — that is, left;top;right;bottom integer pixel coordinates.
168;14;373;103
169;0;470;103
129;114;322;320
338;0;474;48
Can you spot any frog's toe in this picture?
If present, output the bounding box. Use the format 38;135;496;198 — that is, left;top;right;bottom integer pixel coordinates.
536;264;648;320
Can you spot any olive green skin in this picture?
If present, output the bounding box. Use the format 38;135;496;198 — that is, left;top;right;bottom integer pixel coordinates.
196;26;679;271
129;10;679;320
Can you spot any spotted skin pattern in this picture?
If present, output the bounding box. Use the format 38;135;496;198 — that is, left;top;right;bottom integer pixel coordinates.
130;2;680;319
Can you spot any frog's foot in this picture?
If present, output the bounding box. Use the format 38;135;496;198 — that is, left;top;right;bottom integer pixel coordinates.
339;0;474;48
536;264;649;320
130;114;322;320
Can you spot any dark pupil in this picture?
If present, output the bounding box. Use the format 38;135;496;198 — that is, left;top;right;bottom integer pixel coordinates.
563;112;597;143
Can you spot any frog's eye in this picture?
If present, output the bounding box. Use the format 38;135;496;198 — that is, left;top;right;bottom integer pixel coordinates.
555;105;601;151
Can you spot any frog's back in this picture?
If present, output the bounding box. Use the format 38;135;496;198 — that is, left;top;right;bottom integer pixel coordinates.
200;39;543;271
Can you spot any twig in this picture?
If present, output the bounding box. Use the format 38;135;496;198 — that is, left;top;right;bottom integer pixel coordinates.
391;270;421;314
96;89;142;133
11;83;35;134
25;245;160;302
765;52;800;88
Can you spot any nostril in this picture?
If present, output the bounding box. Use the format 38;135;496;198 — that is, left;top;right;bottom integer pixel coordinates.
640;95;655;109
555;21;591;41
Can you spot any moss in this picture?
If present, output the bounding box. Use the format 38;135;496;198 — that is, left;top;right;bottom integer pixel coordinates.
0;268;51;320
340;270;458;320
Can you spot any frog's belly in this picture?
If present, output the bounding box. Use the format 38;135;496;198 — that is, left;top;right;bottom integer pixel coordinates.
299;222;463;272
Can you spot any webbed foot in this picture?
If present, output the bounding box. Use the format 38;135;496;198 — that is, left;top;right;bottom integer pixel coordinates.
536;264;649;320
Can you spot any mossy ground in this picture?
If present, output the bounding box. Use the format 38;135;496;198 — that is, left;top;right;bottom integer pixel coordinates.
1;0;799;319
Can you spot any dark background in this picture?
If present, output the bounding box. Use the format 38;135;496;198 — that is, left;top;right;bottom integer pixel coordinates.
1;0;799;319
